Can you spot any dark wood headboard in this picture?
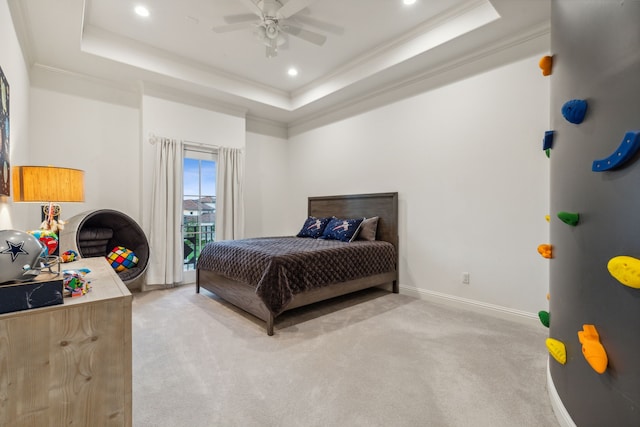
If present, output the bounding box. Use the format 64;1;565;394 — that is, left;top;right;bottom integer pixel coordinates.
307;192;399;251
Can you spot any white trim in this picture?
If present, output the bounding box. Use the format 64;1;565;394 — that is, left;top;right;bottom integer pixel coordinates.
546;361;577;427
400;285;539;326
246;115;288;139
288;23;549;136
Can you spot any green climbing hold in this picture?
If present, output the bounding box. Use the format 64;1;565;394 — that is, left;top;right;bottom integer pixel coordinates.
538;310;550;328
545;148;551;158
557;211;580;226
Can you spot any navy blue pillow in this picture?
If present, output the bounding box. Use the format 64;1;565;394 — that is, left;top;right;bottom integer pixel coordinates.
297;216;331;238
321;217;364;242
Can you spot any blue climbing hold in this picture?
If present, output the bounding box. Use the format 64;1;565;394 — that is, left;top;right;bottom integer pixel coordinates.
592;131;640;172
562;99;588;124
543;130;554;150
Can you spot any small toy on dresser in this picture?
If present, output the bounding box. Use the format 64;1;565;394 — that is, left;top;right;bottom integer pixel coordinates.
63;268;91;297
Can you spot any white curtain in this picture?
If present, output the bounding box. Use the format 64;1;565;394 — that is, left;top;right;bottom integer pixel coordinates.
215;147;245;241
146;137;184;289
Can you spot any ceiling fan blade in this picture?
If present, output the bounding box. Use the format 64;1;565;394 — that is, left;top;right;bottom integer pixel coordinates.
280;24;326;46
212;22;255;33
262;0;280;17
288;15;344;35
223;13;260;24
276;0;317;19
235;0;262;15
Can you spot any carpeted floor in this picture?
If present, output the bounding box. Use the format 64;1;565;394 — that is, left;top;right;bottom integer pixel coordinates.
132;285;559;427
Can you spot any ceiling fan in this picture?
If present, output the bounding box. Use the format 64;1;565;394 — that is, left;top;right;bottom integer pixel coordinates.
212;0;332;58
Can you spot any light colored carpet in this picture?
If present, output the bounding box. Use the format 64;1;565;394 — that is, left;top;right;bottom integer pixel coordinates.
132;285;559;427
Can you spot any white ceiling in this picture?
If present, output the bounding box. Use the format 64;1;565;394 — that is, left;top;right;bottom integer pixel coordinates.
8;0;550;130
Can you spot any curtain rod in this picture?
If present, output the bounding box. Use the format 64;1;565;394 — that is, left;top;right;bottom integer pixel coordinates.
183;139;220;150
147;133;219;149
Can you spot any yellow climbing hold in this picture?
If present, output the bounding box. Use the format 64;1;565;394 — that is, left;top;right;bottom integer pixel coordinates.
545;215;550;222
578;324;608;374
546;338;566;365
607;256;640;289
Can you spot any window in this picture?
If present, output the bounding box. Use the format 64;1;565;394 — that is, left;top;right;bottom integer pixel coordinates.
183;149;216;280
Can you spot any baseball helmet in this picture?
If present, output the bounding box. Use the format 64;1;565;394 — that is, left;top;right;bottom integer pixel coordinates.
0;229;47;283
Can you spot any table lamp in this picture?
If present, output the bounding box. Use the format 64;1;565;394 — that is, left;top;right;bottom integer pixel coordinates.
12;165;85;230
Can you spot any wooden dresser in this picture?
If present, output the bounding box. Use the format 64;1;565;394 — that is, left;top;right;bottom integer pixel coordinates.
0;257;132;426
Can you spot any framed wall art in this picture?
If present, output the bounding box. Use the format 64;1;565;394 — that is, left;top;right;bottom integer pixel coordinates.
0;66;9;197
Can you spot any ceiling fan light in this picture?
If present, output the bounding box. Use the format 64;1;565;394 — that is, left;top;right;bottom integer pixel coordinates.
265;22;279;39
255;26;267;40
266;45;278;58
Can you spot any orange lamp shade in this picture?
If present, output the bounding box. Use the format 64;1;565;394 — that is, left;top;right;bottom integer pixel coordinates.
12;166;85;202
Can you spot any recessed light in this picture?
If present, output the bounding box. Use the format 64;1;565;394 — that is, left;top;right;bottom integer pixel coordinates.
135;5;150;17
403;0;416;5
287;68;298;77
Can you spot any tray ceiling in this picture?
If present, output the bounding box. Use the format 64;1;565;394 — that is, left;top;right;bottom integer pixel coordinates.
9;0;550;129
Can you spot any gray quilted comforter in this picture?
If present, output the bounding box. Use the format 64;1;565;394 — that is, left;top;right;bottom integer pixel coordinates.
197;237;396;315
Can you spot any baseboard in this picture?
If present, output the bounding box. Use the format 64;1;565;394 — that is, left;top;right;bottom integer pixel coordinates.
546;361;576;427
399;285;539;326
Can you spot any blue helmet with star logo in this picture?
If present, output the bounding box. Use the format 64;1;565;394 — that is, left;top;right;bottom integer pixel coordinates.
0;230;47;283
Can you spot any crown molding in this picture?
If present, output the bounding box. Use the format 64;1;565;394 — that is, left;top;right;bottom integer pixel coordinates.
141;82;249;119
289;0;499;109
30;63;140;107
246;115;288;139
288;22;550;136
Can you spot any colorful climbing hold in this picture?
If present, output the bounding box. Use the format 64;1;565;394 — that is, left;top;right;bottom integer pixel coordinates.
539;55;553;76
538;310;550;328
545;215;550;222
546;338;567;365
578;324;608;374
545;148;551;158
562;99;588;124
557;211;580;226
607;255;640;289
543;130;554;150
592;131;640;172
538;244;553;259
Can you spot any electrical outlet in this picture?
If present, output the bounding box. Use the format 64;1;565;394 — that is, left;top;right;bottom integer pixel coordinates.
462;272;470;284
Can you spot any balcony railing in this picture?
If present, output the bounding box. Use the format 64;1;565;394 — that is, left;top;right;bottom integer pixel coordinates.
183;223;215;271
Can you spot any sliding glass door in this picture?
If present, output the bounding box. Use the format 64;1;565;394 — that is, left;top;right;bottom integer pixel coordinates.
182;149;216;283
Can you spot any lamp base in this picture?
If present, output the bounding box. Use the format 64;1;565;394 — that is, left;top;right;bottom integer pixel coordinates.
41;203;61;223
39;203;62;256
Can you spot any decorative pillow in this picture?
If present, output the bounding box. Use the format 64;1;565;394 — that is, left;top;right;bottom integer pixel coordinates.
321;217;364;242
297;216;331;238
106;246;139;272
356;216;379;241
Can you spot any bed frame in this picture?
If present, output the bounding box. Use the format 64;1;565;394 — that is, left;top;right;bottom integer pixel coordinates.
196;192;399;335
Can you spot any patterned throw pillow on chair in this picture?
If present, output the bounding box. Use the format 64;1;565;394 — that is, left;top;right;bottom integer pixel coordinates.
107;246;139;272
297;216;331;238
321;217;364;242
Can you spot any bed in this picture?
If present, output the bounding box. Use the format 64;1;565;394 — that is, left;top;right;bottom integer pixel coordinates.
196;192;399;335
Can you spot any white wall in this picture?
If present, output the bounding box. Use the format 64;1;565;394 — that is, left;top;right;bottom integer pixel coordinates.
28;86;140;226
287;55;551;315
244;131;289;238
0;0;31;230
